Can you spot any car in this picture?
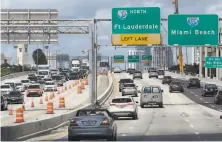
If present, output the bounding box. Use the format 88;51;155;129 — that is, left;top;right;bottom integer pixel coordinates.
60;72;69;81
21;79;30;88
37;75;44;80
0;84;13;96
214;90;222;104
187;78;201;88
148;68;155;73
1;95;8;111
27;84;43;97
118;78;134;92
44;81;58;92
57;81;64;87
69;72;79;80
50;69;60;76
15;83;25;92
169;82;184;93
28;74;36;77
68;109;117;141
126;68;132;73
133;71;143;79
44;78;53;82
7;91;24;104
28;76;38;83
113;67;122;73
4;82;16;89
201;84;218;97
139;85;163;108
149;70;158;78
52;75;62;83
122;83;138;97
109;96;138;120
129;69;136;75
157;70;165;76
162;76;173;84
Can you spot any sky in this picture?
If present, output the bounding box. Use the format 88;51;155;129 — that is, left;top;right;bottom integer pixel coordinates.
1;0;222;65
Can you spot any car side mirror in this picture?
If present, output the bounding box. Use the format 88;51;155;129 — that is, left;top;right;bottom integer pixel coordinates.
136;86;138;87
161;89;164;92
138;90;141;93
136;101;139;103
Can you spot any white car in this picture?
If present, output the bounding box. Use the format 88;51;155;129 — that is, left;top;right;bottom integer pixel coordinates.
113;67;122;73
108;96;138;120
15;83;25;92
44;81;57;92
0;84;13;96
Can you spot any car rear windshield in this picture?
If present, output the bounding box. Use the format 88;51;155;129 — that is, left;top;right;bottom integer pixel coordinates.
112;98;132;103
21;80;29;83
46;82;55;85
28;85;40;89
8;91;21;96
52;76;61;80
152;87;160;93
70;73;77;75
164;76;171;79
124;84;135;87
190;78;199;81
29;76;37;79
144;87;151;93
120;79;133;83
15;83;22;86
38;81;45;84
1;85;10;89
28;74;35;76
171;82;180;85
205;84;217;89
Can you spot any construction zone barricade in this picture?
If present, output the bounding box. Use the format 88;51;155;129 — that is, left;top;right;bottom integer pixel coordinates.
81;82;85;89
85;79;88;85
15;108;24;123
59;96;65;108
46;102;54;114
77;85;82;93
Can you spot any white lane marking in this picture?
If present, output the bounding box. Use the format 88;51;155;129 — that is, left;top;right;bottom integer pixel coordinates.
200;98;203;100
121;134;126;136
130;126;134;129
205;101;208;103
210;105;215;108
194;132;199;135
185;119;190;122
190;124;194;128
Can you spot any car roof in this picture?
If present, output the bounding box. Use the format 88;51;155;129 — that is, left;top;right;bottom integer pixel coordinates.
124;83;135;85
29;83;40;86
1;84;11;86
142;85;160;88
45;81;54;83
113;96;132;99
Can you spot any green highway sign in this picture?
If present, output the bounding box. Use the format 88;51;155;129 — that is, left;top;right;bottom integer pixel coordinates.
112;7;161;34
114;55;124;63
142;55;152;63
168;14;219;46
205;57;222;68
128;55;140;62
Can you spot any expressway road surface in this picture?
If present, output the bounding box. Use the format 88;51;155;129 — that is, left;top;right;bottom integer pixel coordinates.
1;74;109;127
27;73;222;141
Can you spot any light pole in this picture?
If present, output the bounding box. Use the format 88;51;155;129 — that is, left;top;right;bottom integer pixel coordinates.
44;46;49;65
14;46;18;65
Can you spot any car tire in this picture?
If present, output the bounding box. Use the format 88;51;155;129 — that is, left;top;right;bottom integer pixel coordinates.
156;76;158;78
149;77;151;78
141;77;143;79
202;94;205;97
159;102;163;108
119;89;121;92
132;113;138;120
181;89;184;93
140;104;144;108
214;99;219;104
68;136;79;141
169;90;172;93
162;82;164;84
187;86;190;88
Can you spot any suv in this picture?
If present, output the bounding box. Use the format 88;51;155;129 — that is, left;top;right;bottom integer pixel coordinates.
162;76;173;84
109;96;138;120
214;90;222;104
169;82;184;93
129;69;136;75
122;83;138;97
139;85;163;108
157;70;165;76
187;78;201;88
149;70;158;78
27;84;43;97
118;79;134;92
133;71;142;79
201;84;218;97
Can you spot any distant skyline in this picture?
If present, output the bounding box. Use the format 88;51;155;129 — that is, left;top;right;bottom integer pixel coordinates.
1;0;222;65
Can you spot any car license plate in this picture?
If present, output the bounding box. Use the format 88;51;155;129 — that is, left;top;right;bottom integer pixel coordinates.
118;105;125;108
82;121;96;126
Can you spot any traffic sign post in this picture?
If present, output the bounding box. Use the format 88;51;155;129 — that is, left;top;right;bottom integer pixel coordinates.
112;7;161;46
113;55;124;63
205;57;222;68
128;55;140;62
168;14;219;46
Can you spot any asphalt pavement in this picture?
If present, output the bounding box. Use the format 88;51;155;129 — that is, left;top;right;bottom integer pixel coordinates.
27;72;222;141
157;77;222;112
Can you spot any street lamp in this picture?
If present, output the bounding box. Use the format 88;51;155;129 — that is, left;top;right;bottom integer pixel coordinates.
44;46;49;64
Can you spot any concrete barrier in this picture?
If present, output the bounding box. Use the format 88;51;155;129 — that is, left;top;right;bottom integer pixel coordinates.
1;73;114;141
1;71;36;81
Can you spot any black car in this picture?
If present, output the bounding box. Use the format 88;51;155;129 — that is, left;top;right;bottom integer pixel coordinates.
52;75;62;83
69;72;79;80
127;68;132;73
7;91;24;104
169;82;184;93
214;90;222;104
157;70;165;76
28;76;38;83
129;69;136;75
37;80;46;85
187;78;201;88
79;69;87;78
28;74;36;77
1;96;8;111
201;84;218;97
162;76;173;84
119;78;134;92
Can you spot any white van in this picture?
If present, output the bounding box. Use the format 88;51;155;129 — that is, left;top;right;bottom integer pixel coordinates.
139;85;163;108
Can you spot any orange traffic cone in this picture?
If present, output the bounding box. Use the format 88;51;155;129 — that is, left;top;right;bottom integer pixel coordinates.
59;96;65;108
46;102;54;114
22;103;25;110
31;100;35;108
39;97;43;104
45;95;48;101
49;93;53;100
9;104;13;115
15;108;24;123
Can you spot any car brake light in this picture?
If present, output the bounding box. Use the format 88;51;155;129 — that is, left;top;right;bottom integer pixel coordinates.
69;120;78;126
101;118;109;125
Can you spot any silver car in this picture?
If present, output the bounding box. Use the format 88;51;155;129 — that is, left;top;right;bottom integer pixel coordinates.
122;83;138;97
149;71;158;78
68;109;117;141
133;71;143;79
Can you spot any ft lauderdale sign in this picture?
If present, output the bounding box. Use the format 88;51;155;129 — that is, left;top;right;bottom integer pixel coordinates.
112;7;161;46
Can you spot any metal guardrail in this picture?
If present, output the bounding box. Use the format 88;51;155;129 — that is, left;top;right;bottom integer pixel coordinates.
1;71;36;81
